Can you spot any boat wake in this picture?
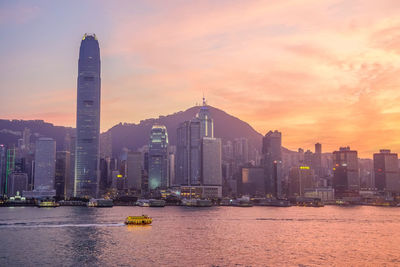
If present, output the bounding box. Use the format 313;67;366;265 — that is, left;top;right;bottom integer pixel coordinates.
0;222;125;228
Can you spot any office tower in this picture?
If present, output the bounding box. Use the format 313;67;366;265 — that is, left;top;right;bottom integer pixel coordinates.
201;137;222;186
0;145;6;195
304;150;313;166
222;141;234;161
233;137;249;165
34;138;56;191
148;125;169;190
8;173;28;197
5;148;16;196
127;152;142;191
373;150;400;193
68;136;76;197
240;166;265;196
313;143;322;177
55;151;70;199
75;33;101;198
168;152;175;186
22;128;31;151
288;166;314;197
332;146;359;197
262;130;282;197
100;132;112;159
99;158;109;194
176;119;201;186
197;97;213;138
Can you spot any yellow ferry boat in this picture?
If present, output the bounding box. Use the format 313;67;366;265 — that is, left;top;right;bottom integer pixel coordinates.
125;215;152;225
38;201;59;208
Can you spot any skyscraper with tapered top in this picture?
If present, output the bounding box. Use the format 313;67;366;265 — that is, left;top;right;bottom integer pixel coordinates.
75;33;101;198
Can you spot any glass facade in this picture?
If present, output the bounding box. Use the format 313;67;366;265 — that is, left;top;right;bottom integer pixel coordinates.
75;34;101;198
148;125;169;190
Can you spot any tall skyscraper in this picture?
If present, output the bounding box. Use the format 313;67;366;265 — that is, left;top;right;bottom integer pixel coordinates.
75;33;101;198
0;145;6;195
288;166;314;197
176;119;201;186
262;130;282;197
55;151;71;199
201;137;222;186
148;125;169;190
332;146;359;197
127;151;143;191
373;149;400;193
34;138;56;191
233;137;249;165
197;97;214;138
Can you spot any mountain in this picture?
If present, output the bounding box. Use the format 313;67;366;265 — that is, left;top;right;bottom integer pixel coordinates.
106;105;263;155
0;105;264;155
0;119;74;151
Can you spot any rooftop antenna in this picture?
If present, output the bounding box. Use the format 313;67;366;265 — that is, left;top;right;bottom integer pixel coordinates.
202;92;206;106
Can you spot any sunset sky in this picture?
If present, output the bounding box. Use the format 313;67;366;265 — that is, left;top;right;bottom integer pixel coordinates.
1;0;400;157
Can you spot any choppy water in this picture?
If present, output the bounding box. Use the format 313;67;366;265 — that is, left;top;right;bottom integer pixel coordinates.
0;206;399;266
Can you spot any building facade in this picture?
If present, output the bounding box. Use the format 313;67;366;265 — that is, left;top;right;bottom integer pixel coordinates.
262;130;282;197
34;138;56;191
333;146;359;197
75;33;101;198
148;125;169;190
373;149;400;193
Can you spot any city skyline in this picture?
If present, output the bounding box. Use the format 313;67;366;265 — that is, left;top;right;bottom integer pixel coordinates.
2;1;400;157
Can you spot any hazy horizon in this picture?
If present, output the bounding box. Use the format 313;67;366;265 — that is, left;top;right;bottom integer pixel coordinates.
1;0;400;157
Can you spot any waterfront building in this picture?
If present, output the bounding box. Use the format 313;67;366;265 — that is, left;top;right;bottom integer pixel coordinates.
332;146;359;197
201;137;222;186
288;166;314;197
176;119;201;185
148;125;169;190
34;138;56;191
262;130;282;197
99;158;109;194
373;150;400;193
0;145;6;195
9;172;28;197
127;151;142;191
75;33;101;198
55;151;70;199
303;187;335;201
240;166;265;196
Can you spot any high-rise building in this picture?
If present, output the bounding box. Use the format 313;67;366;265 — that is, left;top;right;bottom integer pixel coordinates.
100;132;112;159
240;166;265;196
262;130;282;197
8;173;28;197
201;137;222;186
233;137;249;165
288;166;314;197
168;152;175;186
34;138;56;191
55;151;70;199
148;125;169;190
127;152;143;191
373;149;400;193
0;145;6;195
332;146;359;197
75;33;101;198
176;119;201;186
197;97;213;138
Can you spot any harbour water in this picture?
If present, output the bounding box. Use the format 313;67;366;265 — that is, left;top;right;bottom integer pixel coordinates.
0;206;399;266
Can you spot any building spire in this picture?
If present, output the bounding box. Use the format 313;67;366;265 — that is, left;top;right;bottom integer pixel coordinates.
202;92;206;106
